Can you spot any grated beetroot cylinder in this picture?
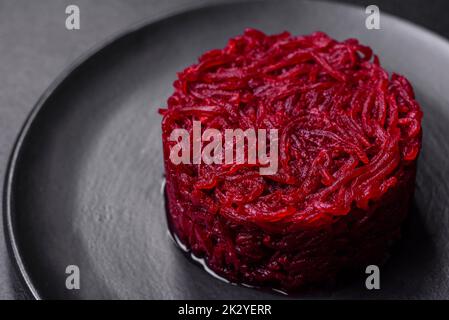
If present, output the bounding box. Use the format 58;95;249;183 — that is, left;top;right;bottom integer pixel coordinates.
159;29;422;291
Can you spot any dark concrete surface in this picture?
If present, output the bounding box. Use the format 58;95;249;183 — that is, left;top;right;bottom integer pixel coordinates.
0;0;447;299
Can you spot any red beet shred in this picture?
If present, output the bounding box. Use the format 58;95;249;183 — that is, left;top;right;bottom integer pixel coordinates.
160;29;422;291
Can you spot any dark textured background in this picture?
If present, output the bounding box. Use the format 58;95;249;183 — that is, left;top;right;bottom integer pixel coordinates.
0;0;447;299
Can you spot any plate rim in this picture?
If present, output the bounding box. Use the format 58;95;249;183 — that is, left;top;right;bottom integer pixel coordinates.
4;0;449;300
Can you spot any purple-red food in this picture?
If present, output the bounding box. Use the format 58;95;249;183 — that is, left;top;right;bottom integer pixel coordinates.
159;29;422;291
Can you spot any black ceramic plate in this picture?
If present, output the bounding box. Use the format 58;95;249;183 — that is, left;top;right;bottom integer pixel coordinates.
4;0;449;299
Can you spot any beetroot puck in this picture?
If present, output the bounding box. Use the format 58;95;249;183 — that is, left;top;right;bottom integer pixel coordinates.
159;29;422;291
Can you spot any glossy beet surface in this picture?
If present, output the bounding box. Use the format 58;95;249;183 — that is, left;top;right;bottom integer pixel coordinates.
160;29;422;291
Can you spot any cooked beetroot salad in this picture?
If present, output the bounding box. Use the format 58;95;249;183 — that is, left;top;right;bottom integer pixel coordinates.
159;29;422;291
